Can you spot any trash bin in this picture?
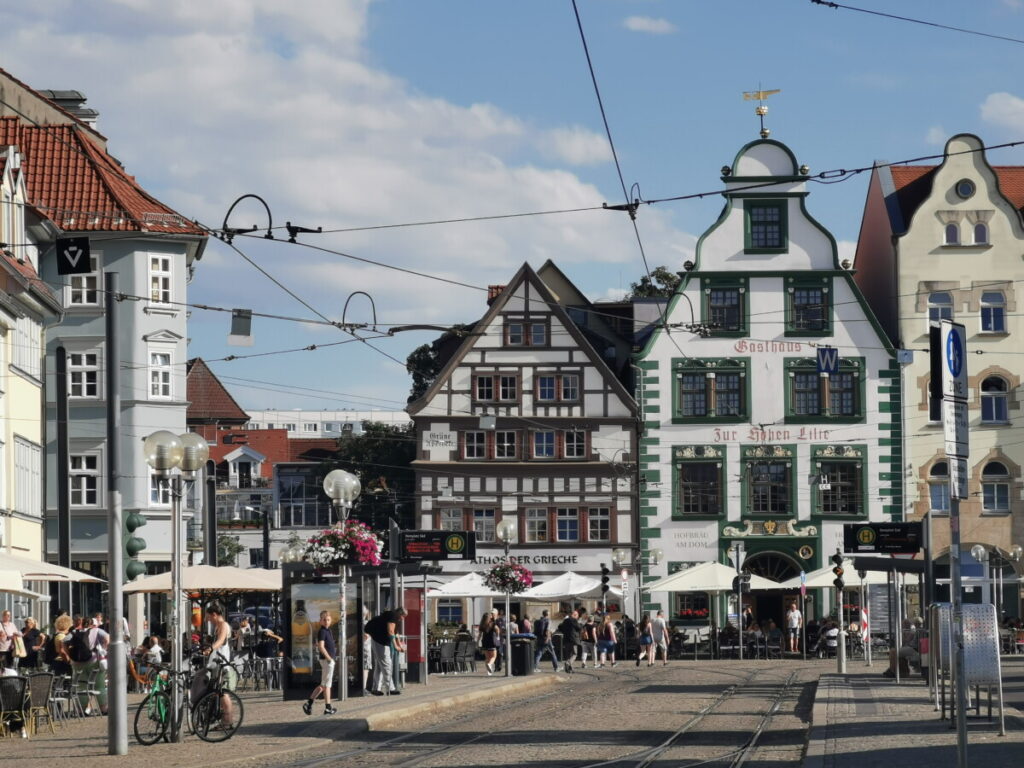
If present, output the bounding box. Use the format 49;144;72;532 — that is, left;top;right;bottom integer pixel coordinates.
552;632;564;660
511;636;536;676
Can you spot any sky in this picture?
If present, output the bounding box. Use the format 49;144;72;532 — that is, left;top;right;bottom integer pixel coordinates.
2;0;1023;412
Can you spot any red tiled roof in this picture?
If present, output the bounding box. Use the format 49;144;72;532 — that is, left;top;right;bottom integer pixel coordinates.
0;116;204;234
890;165;1024;225
186;358;250;423
288;438;338;462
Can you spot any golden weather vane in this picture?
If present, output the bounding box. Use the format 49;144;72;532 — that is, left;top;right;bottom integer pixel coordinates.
742;88;781;138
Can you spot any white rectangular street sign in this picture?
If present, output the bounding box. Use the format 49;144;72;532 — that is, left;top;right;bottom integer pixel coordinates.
951;457;969;500
940;320;968;401
943;399;969;458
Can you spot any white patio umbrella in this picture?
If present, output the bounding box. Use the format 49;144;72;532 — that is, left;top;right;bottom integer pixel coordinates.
123;565;282;594
645;561;779;593
426;572;504;598
0;552;103;583
521;571;622;599
777;559;890;590
0;569;50;600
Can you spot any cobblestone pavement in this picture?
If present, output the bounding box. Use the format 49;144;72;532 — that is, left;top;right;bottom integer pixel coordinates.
806;666;1024;768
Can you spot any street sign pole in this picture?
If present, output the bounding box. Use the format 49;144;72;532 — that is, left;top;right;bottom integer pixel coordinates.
937;320;969;768
800;570;807;661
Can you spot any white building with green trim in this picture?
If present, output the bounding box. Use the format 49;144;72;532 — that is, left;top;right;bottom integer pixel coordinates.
636;136;901;628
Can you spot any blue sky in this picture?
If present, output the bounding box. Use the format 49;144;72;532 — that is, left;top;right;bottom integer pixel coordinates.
3;0;1023;411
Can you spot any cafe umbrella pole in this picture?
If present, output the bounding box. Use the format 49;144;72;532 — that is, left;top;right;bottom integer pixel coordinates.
496;518;518;678
323;469;361;704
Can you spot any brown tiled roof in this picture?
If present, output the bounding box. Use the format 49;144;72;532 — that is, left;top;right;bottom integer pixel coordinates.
186;358;250;424
890;165;1024;226
288;438;338;462
0;116;204;234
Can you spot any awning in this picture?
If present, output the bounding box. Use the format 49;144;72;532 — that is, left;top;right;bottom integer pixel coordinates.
646;561;778;593
0;553;103;583
123;565;282;594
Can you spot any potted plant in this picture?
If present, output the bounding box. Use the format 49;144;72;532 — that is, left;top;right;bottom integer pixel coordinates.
302;519;383;572
482;561;534;594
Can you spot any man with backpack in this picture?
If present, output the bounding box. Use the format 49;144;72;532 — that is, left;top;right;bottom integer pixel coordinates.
557;609;581;674
68;615;109;715
533;609;559;672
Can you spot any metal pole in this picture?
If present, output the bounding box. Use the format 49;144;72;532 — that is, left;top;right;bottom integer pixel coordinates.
801;591;807;661
893;566;901;684
837;583;846;673
950;497;968;768
55;346;72;614
104;272;127;754
336;500;348;703
422;570;428;686
859;577;866;667
865;583;873;667
924;510;934;611
170;474;183;742
203;459;216;565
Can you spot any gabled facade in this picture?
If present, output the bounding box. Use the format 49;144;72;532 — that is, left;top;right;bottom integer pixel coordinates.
639;136;899;626
408;262;639;591
0;74;207;609
854;134;1024;610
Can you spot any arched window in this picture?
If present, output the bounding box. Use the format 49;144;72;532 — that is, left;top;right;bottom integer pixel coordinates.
928;292;954;323
981;376;1009;423
928;462;950;513
974;222;989;245
981;291;1005;333
945;223;960;245
982;461;1010;512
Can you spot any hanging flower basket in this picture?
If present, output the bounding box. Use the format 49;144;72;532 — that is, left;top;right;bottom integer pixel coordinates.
302;520;383;570
482;560;534;594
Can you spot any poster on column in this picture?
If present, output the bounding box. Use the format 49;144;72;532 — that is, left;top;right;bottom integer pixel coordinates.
289;582;343;686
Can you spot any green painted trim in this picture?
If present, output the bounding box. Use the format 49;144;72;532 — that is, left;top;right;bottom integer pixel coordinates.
810;443;868;519
636;361;659;370
878;369;900;379
643;376;660;385
743;199;788;254
670;356;752;423
670;444;728;521
782;356;866;423
878;488;900;496
783;275;833;337
700;276;750;336
643;420;661;429
739;443;798;517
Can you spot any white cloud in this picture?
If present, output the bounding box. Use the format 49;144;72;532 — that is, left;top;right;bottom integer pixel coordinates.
925;125;947;146
542;126;612;166
623;16;676;35
980;92;1024;132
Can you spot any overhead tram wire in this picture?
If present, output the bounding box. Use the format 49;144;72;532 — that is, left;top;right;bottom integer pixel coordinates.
809;0;1024;46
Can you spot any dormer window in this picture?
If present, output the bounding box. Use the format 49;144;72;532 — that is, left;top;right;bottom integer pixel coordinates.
944;223;960;245
744;200;787;252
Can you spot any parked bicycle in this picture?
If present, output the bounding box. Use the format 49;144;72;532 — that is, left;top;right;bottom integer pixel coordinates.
133;655;244;744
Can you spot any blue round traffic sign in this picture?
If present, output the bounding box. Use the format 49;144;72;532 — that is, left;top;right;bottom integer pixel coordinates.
945;328;963;378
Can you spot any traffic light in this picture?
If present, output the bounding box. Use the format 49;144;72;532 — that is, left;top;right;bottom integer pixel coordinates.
125;510;147;580
600;563;610;594
732;573;751;593
831;552;844;590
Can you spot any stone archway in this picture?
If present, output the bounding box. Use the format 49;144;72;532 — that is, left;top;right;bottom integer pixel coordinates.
743;550;801;583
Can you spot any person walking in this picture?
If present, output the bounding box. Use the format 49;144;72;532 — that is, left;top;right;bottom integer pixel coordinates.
557;610;581;673
650;610;669;666
580;614;597;668
366;607;407;695
636;614;653;667
533;610;559;672
785;602;803;653
0;610;22;670
68;615;109;715
479;613;499;675
302;611;338;715
597;615;617;667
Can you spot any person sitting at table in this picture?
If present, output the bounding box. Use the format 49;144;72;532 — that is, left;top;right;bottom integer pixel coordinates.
255;627;284;658
766;620;784;647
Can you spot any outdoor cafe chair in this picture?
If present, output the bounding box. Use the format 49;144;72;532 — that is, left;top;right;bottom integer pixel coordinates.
454;640;476;673
26;672;55;735
0;676;28;738
437;642;458;675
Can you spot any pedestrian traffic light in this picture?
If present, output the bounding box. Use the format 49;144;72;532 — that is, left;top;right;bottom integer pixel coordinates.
125;510;147;580
600;563;610;594
732;573;751;593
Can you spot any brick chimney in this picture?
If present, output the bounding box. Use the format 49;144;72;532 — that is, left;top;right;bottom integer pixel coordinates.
487;285;506;305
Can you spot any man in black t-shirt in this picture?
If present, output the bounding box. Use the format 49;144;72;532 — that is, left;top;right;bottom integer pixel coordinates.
302;611;338;715
366;608;406;695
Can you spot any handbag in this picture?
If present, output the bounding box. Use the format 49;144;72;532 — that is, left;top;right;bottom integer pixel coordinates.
12;635;26;659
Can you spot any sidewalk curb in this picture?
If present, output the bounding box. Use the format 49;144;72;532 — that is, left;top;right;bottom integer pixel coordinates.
214;674;564;767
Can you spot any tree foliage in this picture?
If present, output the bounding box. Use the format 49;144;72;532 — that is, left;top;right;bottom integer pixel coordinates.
217;534;245;566
626;266;681;298
405;324;472;402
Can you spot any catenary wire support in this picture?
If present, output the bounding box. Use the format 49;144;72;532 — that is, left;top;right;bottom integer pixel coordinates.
219;193;276;243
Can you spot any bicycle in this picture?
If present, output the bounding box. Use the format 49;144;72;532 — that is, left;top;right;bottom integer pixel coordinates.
133;655;244;744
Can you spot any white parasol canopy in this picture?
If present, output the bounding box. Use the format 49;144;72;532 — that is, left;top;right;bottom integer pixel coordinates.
0;569;50;601
0;552;103;583
521;571;622;600
777;559;891;590
427;572;504;598
645;561;778;593
123;565;282;594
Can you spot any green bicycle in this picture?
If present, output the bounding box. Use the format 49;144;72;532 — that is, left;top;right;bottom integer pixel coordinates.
134;656;244;744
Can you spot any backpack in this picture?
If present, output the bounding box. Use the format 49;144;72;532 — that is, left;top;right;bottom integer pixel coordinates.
68;628;95;663
43;634;58;664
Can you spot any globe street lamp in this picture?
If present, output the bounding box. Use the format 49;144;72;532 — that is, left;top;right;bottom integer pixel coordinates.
144;430;208;743
323;469;361;702
495;518;518;678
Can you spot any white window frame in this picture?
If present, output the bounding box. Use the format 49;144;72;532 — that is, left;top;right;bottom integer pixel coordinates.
284;423;296;432
982;462;1011;513
537;375;557;402
70;454;100;507
495;430;517;459
564;430;586;459
149;255;172;305
473;509;495;543
13;438;41;517
981;376;1009;424
561;374;580;401
525;507;548;542
11;315;41;379
556;507;579;542
928;462;950;514
499;375;517;401
464;431;486;459
68;351;100;399
150;472;171;507
928;292;953;324
66;252;101;307
303;423;318;433
980;291;1006;334
588;507;611;542
148;348;172;400
533;431;555;459
439;509;462;531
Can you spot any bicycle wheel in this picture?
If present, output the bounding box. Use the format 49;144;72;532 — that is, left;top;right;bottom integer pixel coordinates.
191;690;244;742
133;691;170;746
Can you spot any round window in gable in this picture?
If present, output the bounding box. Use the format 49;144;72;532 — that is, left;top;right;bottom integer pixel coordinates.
955;179;976;199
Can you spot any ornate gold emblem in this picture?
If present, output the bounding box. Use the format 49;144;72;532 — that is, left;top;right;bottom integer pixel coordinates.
763;520;778;535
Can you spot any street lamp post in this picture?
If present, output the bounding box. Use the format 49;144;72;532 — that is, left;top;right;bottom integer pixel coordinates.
727;542;746;661
612;547;663;625
323;469;361;703
144;430;209;743
496;518;518;678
